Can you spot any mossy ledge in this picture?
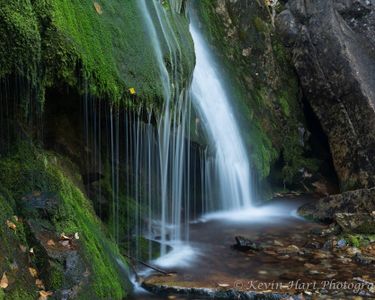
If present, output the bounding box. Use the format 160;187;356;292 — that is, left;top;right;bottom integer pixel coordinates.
0;142;131;299
0;0;194;107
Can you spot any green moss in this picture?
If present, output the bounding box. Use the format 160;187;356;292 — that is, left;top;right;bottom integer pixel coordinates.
0;143;131;299
355;222;375;235
1;0;194;108
4;289;35;300
47;262;64;291
344;234;375;247
348;235;360;248
0;192;37;300
253;17;269;33
0;0;41;81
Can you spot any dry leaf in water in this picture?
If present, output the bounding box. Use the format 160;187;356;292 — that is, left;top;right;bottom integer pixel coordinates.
0;272;8;289
29;267;38;278
94;2;103;14
6;220;16;230
39;290;53;300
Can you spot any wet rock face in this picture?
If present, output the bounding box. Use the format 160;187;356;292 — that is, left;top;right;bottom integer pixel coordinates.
277;0;375;191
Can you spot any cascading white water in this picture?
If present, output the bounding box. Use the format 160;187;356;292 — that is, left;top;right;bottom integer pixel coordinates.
190;19;253;212
138;0;191;255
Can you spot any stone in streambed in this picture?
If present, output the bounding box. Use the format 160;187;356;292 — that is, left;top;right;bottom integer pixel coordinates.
335;213;375;234
355;253;375;265
232;236;263;252
277;245;300;255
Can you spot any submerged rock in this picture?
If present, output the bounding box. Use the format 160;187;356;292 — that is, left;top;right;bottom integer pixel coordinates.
277;245;300;255
232;236;264;252
355;253;375;265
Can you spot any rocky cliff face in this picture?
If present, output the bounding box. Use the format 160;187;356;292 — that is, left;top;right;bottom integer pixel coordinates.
277;0;375;191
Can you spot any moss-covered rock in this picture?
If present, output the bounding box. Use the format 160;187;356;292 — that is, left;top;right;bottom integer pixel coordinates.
0;142;131;299
0;192;37;300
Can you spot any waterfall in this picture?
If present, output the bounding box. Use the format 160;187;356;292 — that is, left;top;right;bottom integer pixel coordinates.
135;0;192;255
190;17;253;212
82;0;253;265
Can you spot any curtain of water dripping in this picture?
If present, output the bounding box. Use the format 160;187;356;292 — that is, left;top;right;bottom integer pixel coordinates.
78;0;220;264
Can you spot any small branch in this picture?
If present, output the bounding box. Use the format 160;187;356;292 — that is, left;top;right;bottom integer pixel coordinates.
124;253;171;275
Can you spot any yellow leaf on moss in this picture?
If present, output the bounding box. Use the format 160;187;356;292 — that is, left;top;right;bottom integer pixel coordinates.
36;279;45;290
29;267;38;278
94;2;103;15
60;233;70;240
6;220;16;230
0;272;8;289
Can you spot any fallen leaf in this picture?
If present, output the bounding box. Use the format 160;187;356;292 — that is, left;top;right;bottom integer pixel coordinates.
304;263;316;269
129;87;136;95
47;240;55;246
93;2;103;14
35;279;45;290
0;273;8;289
29;247;34;255
12;215;19;222
29;267;38;278
6;220;17;230
19;245;27;253
60;233;70;240
83;269;90;277
74;232;80;240
39;290;53;300
33;191;41;197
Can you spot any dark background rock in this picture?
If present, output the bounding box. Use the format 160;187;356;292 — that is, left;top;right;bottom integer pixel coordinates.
277;0;375;191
